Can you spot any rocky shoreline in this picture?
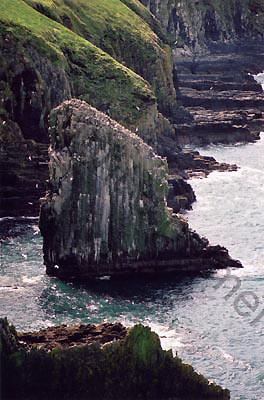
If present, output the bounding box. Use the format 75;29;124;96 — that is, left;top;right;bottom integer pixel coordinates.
2;5;264;219
2;2;264;399
2;46;263;217
175;46;264;146
17;322;128;351
0;2;263;275
1;318;230;399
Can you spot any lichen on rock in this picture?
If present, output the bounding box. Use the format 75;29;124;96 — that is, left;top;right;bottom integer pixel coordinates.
40;99;186;276
39;99;242;278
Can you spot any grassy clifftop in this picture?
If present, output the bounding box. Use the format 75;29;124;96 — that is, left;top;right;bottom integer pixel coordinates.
22;0;177;117
23;0;162;45
0;0;158;137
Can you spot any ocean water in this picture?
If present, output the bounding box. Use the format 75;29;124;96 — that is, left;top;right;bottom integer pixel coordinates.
1;136;264;399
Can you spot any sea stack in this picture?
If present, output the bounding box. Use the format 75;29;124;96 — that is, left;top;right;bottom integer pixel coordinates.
39;99;241;278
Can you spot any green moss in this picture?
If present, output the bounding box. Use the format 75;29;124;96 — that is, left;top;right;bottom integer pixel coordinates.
123;325;162;366
21;0;177;117
157;210;178;239
0;0;156;128
23;0;161;46
119;0;167;41
2;320;230;399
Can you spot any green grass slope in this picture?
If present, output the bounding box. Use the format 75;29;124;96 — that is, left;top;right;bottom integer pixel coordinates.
24;0;166;42
23;0;177;117
0;0;157;141
24;0;160;44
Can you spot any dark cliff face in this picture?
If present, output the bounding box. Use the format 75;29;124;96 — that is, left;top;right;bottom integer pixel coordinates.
0;0;177;146
39;99;242;278
138;0;264;147
40;99;191;276
140;0;264;53
0;33;71;143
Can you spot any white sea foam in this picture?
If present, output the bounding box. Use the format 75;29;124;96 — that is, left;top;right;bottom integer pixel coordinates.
22;276;42;284
0;216;38;223
1;134;264;399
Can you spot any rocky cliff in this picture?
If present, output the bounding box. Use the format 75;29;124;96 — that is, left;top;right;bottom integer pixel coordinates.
0;0;162;145
0;0;171;216
2;0;263;217
24;0;178;125
39;99;241;278
140;0;264;146
140;0;264;53
175;47;264;146
1;318;230;400
0;0;186;217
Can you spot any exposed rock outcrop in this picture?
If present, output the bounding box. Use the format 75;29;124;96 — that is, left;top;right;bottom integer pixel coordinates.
2;0;260;217
18;322;128;351
0;141;48;217
0;0;174;217
39;99;242;278
140;0;264;53
175;47;264;145
140;0;264;146
1;318;230;400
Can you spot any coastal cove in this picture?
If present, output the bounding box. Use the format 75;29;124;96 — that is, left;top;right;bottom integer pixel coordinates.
1;135;264;399
2;0;264;399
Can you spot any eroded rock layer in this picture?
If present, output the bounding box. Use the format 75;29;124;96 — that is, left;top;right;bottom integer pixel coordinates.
140;0;264;146
175;47;264;145
39;99;242;278
140;0;264;52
